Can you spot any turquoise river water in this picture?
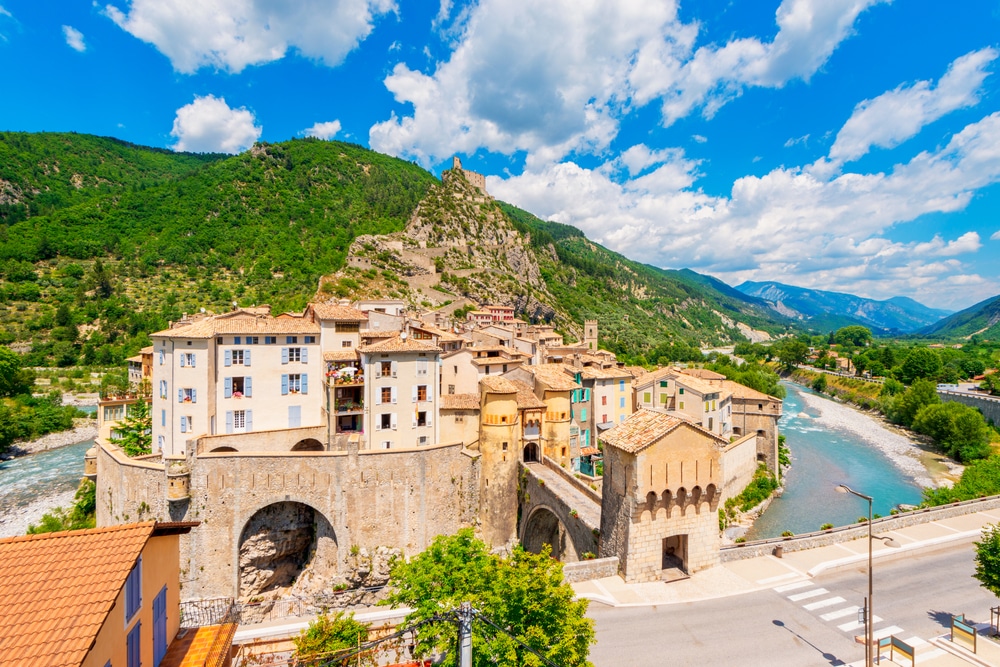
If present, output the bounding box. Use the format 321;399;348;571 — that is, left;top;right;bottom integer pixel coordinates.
746;381;924;539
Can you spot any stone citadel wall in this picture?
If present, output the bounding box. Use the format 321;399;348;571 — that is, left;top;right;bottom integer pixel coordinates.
96;439;481;600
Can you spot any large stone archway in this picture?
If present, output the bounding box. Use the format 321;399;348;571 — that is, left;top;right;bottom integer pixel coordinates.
521;506;578;561
237;501;337;599
291;438;324;452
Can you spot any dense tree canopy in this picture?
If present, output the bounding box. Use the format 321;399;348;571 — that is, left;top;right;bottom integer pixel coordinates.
382;529;595;667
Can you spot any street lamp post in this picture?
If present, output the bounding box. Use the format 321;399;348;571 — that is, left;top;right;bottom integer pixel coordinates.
835;484;900;666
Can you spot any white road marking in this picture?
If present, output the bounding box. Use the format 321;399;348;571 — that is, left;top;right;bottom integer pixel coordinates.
803;596;845;611
788;588;829;602
773;581;813;593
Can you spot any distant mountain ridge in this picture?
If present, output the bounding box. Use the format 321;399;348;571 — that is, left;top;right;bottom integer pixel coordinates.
735;280;952;334
918;294;1000;339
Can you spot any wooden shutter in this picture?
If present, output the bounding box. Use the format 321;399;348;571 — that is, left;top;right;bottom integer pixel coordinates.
224;350;232;367
281;348;289;364
391;413;397;430
390;360;398;377
244;349;251;366
225;411;234;433
190;354;196;368
180;416;187;433
281;374;289;395
412;386;418;403
391;387;397;404
246;410;253;431
301;347;308;363
245;377;252;397
191;388;197;403
180;354;186;367
301;374;308;394
224;377;232;398
178;388;183;403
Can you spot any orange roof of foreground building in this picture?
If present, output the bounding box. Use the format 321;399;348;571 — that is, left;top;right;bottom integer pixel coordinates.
0;522;156;666
358;336;442;354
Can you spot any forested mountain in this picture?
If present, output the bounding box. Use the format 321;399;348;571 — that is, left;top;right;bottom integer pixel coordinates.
0;132;794;367
918;294;1000;339
736;280;951;335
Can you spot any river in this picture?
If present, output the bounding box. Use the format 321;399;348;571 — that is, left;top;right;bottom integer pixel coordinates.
0;439;92;537
746;381;924;539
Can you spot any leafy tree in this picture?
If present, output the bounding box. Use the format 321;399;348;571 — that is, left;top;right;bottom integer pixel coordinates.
775;340;809;371
926;456;1000;505
880;377;904;397
293;611;373;665
982;374;1000;396
887;378;939;428
899;348;943;384
382;529;595;667
811;375;827;393
974;524;1000;598
834;325;873;348
91;258;113;298
912;402;991;462
116;400;152;457
0;346;33;397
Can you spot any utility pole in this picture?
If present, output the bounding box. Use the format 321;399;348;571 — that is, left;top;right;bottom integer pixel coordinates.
458;601;473;667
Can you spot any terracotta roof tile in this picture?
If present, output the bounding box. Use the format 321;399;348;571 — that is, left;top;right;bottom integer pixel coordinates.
358;336;442;354
153;313;319;338
441;394;481;410
527;364;580;391
683;368;727;381
480;376;518;393
600;410;684;454
309;303;369;322
0;522;157;666
720;379;778;401
323;350;361;362
511;380;546;410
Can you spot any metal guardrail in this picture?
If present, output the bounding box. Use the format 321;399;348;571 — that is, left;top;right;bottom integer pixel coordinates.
180;597;239;627
722;493;1000;552
938;389;1000;404
181;586;389;628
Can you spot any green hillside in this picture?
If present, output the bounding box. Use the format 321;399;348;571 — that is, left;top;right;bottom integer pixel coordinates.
919;294;1000;339
0;132;794;368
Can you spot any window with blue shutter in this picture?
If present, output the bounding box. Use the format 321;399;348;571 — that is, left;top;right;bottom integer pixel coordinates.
161;409;166;427
224;377;232;398
620;397;625;408
245;349;251;367
281;348;289;364
178;388;183;403
281;374;289;395
153;586;167;667
159;350;164;365
234;336;241;344
301;347;308;363
301;374;308;395
226;411;234;434
125;555;142;621
245;377;252;397
224;350;232;367
179;354;185;367
180;416;188;433
620;380;625;391
191;388;196;403
127;622;141;667
246;410;253;431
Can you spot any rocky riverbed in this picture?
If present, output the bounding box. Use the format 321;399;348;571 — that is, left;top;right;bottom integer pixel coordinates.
0;488;77;538
0;419;98;460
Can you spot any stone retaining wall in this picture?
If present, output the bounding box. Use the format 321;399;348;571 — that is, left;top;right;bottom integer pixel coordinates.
542;456;602;504
720;495;1000;562
939;390;1000;426
562;557;619;583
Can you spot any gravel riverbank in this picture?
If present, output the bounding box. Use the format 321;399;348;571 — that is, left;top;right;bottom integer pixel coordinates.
1;419;98;460
0;488;77;538
795;389;942;489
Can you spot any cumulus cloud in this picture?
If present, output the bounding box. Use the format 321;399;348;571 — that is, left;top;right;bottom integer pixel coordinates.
303;120;342;140
825;47;997;167
169;95;261;153
991;230;1000;241
490;112;1000;307
105;0;395;73
62;25;86;52
370;0;881;167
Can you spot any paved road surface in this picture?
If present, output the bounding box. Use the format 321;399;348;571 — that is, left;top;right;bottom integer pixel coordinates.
588;542;996;666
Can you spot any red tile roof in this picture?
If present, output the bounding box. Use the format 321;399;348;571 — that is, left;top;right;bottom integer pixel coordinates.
358;336;442;354
0;522;157;666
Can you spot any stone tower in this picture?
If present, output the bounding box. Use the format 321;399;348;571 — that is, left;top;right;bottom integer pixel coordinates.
584;319;598;351
478;377;521;546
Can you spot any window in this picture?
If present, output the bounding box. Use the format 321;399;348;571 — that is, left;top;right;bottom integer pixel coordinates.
502;441;508;451
157;435;164;451
153;586;168;667
620;397;626;408
602;395;607;406
178;388;196;403
380;361;393;377
288;405;301;428
417;385;428;401
381;440;392;449
287;374;302;393
342;340;353;347
453;365;458;374
281;373;309;394
225;376;251;398
127;621;141;667
602;414;608;423
581;408;587;421
335;322;359;333
380;413;392;430
660;380;668;388
620;380;625;391
758;403;763;410
643;391;651;403
448;384;455;394
125;556;142;622
233;410;246;430
246;336;259;345
234;337;241;344
660;393;668;404
180;416;191;433
419;436;428;445
708;417;714;430
231;349;244;365
286;336;298;344
381;387;392;404
679;401;685;410
159;380;167;399
161;409;166;427
304;335;316;343
158;349;165;365
180;353;196;367
417;411;428;427
264;336;276;344
416;359;428;376
455;415;464;423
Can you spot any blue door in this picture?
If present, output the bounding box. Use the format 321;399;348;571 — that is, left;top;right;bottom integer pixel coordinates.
127;622;141;667
153;586;167;666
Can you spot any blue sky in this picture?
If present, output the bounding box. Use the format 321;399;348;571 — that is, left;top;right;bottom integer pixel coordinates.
2;0;999;311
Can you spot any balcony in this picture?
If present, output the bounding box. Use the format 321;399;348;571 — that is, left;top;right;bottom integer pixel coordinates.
335;401;364;414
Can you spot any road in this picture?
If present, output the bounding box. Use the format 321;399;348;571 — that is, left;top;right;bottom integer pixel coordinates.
588;541;997;666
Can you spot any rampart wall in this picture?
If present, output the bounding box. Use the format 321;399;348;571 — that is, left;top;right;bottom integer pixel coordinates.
939;390;1000;426
96;439;481;600
721;433;758;500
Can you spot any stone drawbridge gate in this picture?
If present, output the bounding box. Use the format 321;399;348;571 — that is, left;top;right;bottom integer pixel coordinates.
518;460;600;562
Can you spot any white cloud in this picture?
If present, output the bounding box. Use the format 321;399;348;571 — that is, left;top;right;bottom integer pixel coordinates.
991;230;1000;241
784;134;809;148
0;5;15;41
303;120;342;140
692;134;708;143
169;95;261;153
654;0;888;125
105;0;395;74
371;0;881;167
825;47;997;167
62;25;86;52
490;112;1000;308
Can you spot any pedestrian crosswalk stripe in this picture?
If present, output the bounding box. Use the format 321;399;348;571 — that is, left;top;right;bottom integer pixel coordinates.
803;596;845;611
821;606;859;621
788;588;829;602
837;616;882;632
773;581;812;593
